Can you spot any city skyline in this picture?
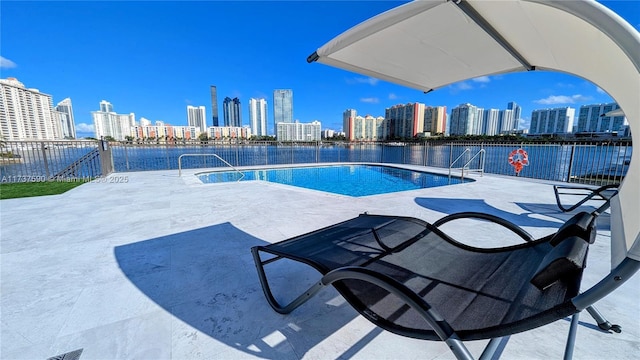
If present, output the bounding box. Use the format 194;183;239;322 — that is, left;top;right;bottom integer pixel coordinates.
1;1;638;138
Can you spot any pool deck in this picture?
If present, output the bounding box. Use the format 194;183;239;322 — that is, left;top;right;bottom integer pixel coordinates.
1;164;638;359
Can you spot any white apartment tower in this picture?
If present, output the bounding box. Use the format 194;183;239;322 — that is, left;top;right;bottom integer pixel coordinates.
249;98;268;137
0;77;63;140
529;107;575;134
449;103;479;135
92;100;135;140
385;103;425;139
424;106;447;135
187;105;207;135
499;109;515;134
576;103;628;133
483;109;501;135
55;98;76;139
276;120;321;141
343;109;357;141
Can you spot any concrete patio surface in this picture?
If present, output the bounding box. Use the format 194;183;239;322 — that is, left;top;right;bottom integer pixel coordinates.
1;164;638;359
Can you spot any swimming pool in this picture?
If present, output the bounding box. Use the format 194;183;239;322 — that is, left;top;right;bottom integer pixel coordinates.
197;164;473;197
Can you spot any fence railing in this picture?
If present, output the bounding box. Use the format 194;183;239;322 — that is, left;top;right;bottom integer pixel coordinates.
0;140;104;182
0;140;631;186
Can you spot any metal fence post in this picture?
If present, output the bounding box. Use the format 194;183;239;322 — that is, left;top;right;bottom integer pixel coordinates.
41;142;50;179
124;143;130;171
98;140;114;176
566;143;576;182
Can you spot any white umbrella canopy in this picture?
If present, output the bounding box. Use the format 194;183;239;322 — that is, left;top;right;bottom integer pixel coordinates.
308;0;640;267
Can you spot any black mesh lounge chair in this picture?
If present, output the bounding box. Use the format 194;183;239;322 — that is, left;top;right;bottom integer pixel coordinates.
252;202;632;359
252;0;640;359
553;184;619;212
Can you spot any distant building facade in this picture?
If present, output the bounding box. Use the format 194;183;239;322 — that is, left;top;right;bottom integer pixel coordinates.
352;115;385;141
449;103;479;135
576;102;628;133
507;101;522;130
343;109;357;141
132;121;198;141
529;107;575;134
208;126;251;140
482;109;500;136
92;100;135;140
385;103;425;138
0;77;63;140
187;105;207;135
273;89;293;130
424;106;447;135
276;120;321;141
223;97;242;127
210;85;219;127
249;98;268;137
55;98;76;139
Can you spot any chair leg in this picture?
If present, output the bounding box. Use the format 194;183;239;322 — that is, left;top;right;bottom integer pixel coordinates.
586;305;622;333
563;312;580;360
479;336;510;360
251;246;326;314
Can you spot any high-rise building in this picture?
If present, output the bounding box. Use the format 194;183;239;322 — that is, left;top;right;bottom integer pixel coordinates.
507;101;522;130
529;107;575;134
351;115;385;141
449;103;479;135
499;109;515;134
208;126;252;140
483;109;500;135
276;120;321;141
424;106;447;135
474;108;485;135
0;77;63;140
343;109;357;141
187;105;207;134
385;103;425;139
576;103;627;133
92;100;135;140
100;100;113;113
223;97;242;127
210;86;219;127
249;98;267;137
55;98;76;139
273;89;293;130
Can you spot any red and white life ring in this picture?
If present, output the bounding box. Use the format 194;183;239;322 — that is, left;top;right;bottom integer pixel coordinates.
508;148;529;174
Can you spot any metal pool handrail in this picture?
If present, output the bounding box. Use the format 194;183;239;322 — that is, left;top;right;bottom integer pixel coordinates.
178;153;245;181
449;148;485;180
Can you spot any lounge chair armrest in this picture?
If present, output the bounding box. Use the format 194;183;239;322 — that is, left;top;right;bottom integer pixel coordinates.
530;236;588;290
322;266;460;343
553;184;619;213
433;212;534;242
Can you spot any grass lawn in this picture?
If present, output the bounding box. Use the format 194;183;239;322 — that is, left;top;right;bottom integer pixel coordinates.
0;180;90;199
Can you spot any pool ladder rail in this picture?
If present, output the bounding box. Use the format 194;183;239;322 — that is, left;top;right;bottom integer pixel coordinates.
178;153;245;181
449;148;485;180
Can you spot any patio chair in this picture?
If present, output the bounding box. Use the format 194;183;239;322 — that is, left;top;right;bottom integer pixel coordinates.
252;200;634;359
553;184;619;212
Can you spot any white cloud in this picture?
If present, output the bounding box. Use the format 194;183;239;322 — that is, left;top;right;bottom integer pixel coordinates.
347;77;379;86
388;93;398;100
534;94;591;105
449;81;473;92
360;97;379;104
595;86;607;95
0;56;17;69
472;76;490;83
76;123;95;132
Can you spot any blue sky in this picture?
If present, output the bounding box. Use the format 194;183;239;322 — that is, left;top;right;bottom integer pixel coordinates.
1;1;638;138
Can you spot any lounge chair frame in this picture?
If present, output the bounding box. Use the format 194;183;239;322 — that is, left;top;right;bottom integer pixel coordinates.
252;204;640;359
553;184;619;212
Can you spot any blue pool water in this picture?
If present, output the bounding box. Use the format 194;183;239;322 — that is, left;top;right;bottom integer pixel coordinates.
197;164;473;197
